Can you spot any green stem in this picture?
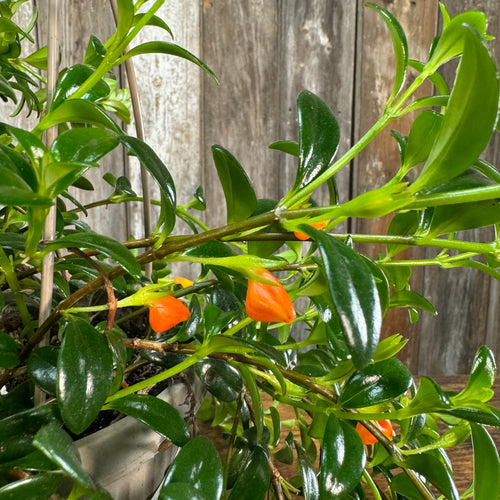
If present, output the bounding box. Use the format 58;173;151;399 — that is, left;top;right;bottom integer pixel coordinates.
278;113;392;209
0;247;34;336
362;470;383;500
408;184;500;208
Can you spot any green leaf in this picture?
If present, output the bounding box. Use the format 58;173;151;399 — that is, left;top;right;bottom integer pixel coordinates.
212;145;257;224
105;394;190;446
84;35;107;66
389;290;436;315
399;377;452;417
132;14;173;38
302;227;381;369
195;358;243;402
403;453;459;500
228;446;270;500
390;473;426;500
411;26;499;191
0;404;60;464
365;3;408;101
5;124;46;165
319;414;365;499
0;380;33;420
443;403;500;427
160;436;223;500
0;332;18;368
470;423;500;500
51;64;110;110
33;422;95;490
116;41;218;84
22;45;48;70
0;142;38;191
50;128;119;163
339;358;412;408
33;99;122;136
119;135;176;235
295;441;319;500
27;346;59;396
45;232;142;280
43;160;94;198
0;472;64;500
292;90;340;194
57;317;113;434
269;140;299;157
114;0;134;43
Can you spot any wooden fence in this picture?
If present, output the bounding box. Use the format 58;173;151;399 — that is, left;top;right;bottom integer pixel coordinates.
8;0;500;375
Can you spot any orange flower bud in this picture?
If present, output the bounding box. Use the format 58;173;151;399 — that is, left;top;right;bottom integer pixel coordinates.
173;276;194;288
355;419;393;445
293;220;328;241
245;268;295;324
147;296;191;333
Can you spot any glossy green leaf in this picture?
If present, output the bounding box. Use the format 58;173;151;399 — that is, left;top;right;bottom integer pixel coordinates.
185;240;237;258
43;160;94;198
295;441;319;500
0;472;64;500
398;377;452;417
269;140;299;157
84;35;107;66
50;128;119;163
5;124;46;165
51;64;110;110
105;394;190;446
0;332;18;368
401;110;442;174
119;135;176;235
212;145;257;224
390;473;426;500
132;14;173;37
366;3;408;101
0;141;37;191
411;26;499;191
57;317;113;434
0;404;60;464
33;422;95;490
0;169;50;206
228;446;270;500
33;99;122;136
458;345;497;403
319;414;365;499
116;41;218;83
27;346;59;396
302;226;381;369
196;358;243;402
160;436;223;500
389;290;436;315
45;232;141;280
292;90;339;193
0;380;33;420
443;402;500;427
273;431;294;464
23;45;48;70
470;423;500;500
404;453;459;500
114;0;134;43
339;358;412;408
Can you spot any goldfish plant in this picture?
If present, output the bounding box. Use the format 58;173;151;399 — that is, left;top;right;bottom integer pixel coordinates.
0;1;500;499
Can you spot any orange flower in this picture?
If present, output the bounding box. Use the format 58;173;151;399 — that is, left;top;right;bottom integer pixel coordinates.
245;268;295;324
173;276;194;288
147;296;191;333
293;220;328;241
355;419;393;445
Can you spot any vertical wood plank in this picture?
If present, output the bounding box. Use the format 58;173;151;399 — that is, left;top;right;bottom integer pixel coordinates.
200;0;280;227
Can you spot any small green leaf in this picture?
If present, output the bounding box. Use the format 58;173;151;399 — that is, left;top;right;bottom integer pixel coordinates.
33;422;95;490
45;232;142;280
295;441;319;500
228;446;270;500
119;135;176;235
292;90;340;194
51;64;110;110
116;41;218;84
105;394;190;446
404;453;459;500
0;472;64;500
389;290;436;315
212;145;257;224
0;380;34;420
302;227;381;369
57;318;113;434
33;99;122;136
366;3;408;101
196;358;243;402
319;414;365;499
27;346;59;396
50;128;119;163
160;436;223;500
390;473;426;500
269;140;299;157
23;45;48;70
0;332;19;368
339;358;412;408
471;423;500;500
411;26;499;191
